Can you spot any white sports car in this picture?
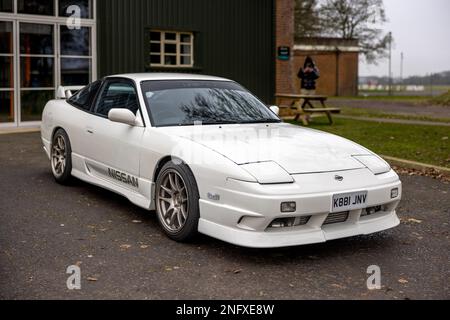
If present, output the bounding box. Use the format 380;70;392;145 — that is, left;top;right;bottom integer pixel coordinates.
41;73;402;248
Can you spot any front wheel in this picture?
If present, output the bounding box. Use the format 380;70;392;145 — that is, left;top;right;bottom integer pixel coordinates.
51;129;72;184
155;161;200;242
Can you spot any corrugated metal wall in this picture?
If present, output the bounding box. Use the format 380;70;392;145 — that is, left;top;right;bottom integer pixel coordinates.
96;0;275;103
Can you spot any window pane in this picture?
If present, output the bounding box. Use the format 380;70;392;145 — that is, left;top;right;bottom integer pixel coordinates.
150;31;161;42
164;32;176;40
0;0;13;12
20;90;54;122
164;55;176;65
150;55;160;64
0;21;13;53
18;0;54;16
61;58;90;86
20;57;54;88
0;56;13;87
95;81;138;117
180;44;191;54
150;42;160;53
180;34;191;43
60;26;91;56
180;55;191;65
68;80;101;110
0;91;14;123
164;43;176;54
20;23;54;55
59;0;91;18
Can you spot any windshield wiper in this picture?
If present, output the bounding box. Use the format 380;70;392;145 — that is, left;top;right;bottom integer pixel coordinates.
177;119;281;126
239;118;281;124
200;120;240;125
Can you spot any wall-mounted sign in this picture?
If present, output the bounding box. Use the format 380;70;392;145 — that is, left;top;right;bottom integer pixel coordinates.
277;46;290;60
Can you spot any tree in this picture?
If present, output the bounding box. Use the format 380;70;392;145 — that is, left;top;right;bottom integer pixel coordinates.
294;0;322;40
318;0;390;63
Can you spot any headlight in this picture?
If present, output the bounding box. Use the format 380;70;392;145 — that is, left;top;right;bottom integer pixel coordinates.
352;155;391;175
240;161;293;184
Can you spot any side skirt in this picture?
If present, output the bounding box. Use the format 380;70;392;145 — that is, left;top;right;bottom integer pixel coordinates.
71;153;154;210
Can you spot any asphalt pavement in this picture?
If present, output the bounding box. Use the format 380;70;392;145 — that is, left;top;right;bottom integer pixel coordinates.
0;132;449;300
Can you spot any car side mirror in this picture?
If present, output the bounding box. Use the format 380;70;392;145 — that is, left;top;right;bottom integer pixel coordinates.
269;105;280;116
108;108;138;126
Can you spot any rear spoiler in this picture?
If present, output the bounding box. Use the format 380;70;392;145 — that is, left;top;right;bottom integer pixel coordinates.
56;85;84;99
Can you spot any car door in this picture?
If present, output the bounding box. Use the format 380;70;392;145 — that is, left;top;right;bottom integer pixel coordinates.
83;78;145;192
65;80;102;162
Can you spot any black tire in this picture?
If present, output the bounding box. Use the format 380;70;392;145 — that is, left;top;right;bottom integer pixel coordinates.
51;129;72;184
155;160;200;242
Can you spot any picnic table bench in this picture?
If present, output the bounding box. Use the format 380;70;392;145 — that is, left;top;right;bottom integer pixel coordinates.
275;93;341;125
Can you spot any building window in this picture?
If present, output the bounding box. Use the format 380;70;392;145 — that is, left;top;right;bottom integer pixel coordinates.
0;21;14;123
11;1;93;18
149;30;194;68
60;25;92;86
0;0;96;126
18;0;55;16
0;0;13;12
59;0;92;19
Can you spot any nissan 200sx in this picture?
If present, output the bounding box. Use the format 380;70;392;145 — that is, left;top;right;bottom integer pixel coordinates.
41;73;401;248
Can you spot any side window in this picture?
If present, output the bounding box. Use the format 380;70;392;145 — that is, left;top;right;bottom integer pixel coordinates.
68;80;101;111
94;81;139;117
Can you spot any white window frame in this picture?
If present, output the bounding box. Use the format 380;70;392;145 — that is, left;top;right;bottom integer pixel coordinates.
0;0;97;128
150;30;194;68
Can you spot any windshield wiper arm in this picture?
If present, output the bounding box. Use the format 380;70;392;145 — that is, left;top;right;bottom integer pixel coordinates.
240;118;281;124
201;120;240;125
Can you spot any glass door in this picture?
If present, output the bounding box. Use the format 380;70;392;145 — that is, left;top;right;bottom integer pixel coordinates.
0;1;96;128
0;20;15;125
19;22;55;124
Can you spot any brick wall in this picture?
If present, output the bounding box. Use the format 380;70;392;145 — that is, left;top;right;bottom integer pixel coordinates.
274;4;358;99
293;50;359;96
275;0;295;96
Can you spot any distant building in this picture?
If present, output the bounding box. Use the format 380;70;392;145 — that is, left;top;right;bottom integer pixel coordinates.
293;37;360;96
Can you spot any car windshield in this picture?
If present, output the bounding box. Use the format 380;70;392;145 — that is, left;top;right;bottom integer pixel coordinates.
141;80;281;127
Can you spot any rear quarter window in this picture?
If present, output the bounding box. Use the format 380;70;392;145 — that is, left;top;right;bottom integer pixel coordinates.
68;80;102;111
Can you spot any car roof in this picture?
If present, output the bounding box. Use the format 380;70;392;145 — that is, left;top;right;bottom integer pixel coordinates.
106;73;232;82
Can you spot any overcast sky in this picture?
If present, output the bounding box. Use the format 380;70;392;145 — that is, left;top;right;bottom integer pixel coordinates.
359;0;450;77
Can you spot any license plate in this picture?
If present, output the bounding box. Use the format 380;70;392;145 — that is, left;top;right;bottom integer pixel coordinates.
332;191;368;212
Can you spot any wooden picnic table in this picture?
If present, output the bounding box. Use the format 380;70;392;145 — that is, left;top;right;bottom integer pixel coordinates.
275;93;341;125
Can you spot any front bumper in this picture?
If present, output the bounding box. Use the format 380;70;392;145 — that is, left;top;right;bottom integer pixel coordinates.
198;168;402;248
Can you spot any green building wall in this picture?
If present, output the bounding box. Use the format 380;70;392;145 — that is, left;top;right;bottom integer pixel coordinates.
96;0;275;103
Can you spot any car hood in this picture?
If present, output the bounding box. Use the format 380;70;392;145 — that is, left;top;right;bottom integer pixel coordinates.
160;123;371;174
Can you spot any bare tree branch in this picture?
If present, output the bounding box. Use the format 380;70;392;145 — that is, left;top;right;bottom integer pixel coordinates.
295;0;390;64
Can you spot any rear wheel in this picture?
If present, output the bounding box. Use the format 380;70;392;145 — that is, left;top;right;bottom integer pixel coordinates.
155;161;200;242
51;129;72;184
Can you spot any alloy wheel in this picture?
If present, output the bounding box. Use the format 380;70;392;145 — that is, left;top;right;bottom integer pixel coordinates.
157;169;189;232
51;135;67;177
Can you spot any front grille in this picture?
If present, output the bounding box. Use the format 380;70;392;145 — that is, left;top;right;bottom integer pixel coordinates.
323;211;349;225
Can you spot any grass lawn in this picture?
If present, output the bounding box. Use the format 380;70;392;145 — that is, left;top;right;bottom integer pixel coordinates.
288;117;450;168
430;90;450;106
339;107;450;124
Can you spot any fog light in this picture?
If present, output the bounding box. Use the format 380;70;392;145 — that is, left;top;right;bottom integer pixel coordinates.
281;202;296;213
391;188;399;199
363;205;382;216
268;216;310;229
